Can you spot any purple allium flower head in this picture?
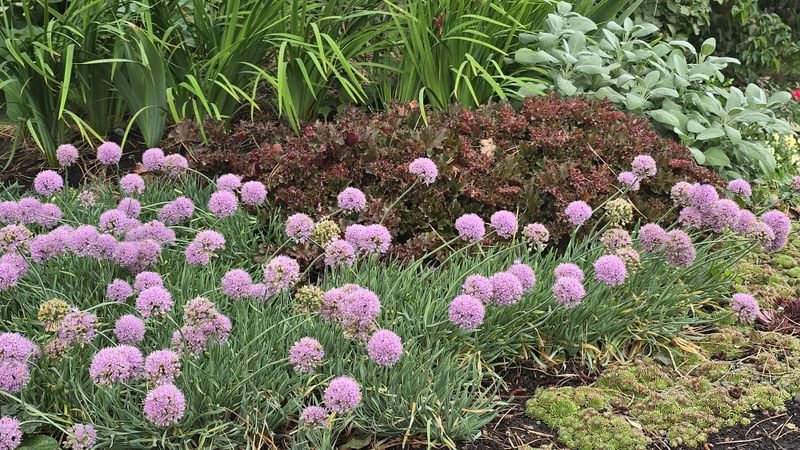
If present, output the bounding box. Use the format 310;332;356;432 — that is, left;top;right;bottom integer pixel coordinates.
89;233;117;260
462;275;493;303
240;181;267;206
159;197;195;225
63;424;96;450
141;148;166;172
631;155;656;178
56;144;79;167
208;191;238;218
565;201;592;226
489;272;524;306
300;406;328;428
490;210;517;239
523;223;549;247
638;223;666;253
554;263;584;281
448;295;485;331
106;279;133;302
185;230;225;266
324;239;356;267
289;337;324;373
688;184;719;212
0;262;22;292
68;225;99;256
216;174;242;192
593;255;627;286
367;329;403;367
0;253;27;279
221;269;252;299
731;293;760;323
118;198;141;218
730;210;756;235
706;199;740;233
112;241;140;267
600;228;632;252
670;181;694;205
114;314;145;345
508;261;536;293
33;170;63;196
0;416;22;450
324;376;361;413
89;345;143;386
455;214;485;242
364;224;393;254
663;230;696;268
16;197;42;224
163;154;188;178
99;209;133;236
408;157;438;185
120;173;145;195
248;283;271;300
552;277;585;308
0;202;19;225
35;203;62;228
135;286;173;318
339;287;381;334
263;256;300;292
59;310;97;346
134;271;163;292
143;383;185;427
144;350;181;385
617;171;640;191
285;213;314;244
126;220;175;245
337;188;367;213
0;333;39;364
171;326;210;356
761;210;791;252
678;206;703;229
0;361;30;394
727;179;752;199
97;141;122;165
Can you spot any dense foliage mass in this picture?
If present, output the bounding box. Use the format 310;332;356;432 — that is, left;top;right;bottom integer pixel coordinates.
0;144;788;448
190;96;718;252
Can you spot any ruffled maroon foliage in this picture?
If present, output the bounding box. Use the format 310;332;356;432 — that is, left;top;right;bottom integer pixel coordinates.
183;95;718;253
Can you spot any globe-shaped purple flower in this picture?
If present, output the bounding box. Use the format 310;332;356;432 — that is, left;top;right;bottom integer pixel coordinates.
135;286;173;318
63;423;96;450
489;272;524;306
144;350;181;385
727;179;752;199
455;214;485;242
143;383;186;427
300;406;329;428
221;269;253;299
409;157;438;185
216;174;242;192
97;141;122;165
462;274;493;303
617;171;640;191
508;261;536;293
523;223;549;248
761;210;791;253
0;416;22;450
159;197;194;225
114;314;145;345
554;263;584;281
663;230;696;268
552;277;585;308
120;174;145;195
593;255;627;286
285;213;314;244
731;293;759;323
324;376;361;413
490;211;517;239
337;187;367;212
89;345;143;386
33;170;63;196
263;255;301;292
240;181;268;206
448;295;485;331
564;201;592;226
367;329;403;367
631;154;656;178
0;361;30;394
56;144;79;167
289;337;325;373
208;191;238;218
638;223;666;253
141;148;166;172
324;239;356;267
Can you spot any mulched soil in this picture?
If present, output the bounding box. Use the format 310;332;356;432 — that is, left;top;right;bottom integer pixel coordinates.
459;361;594;450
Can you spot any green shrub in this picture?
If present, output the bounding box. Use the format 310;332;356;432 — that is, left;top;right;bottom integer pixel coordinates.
511;2;796;179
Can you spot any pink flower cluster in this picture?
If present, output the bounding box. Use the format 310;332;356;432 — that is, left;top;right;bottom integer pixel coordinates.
449;261;535;330
321;284;381;340
0;333;40;394
345;224;392;254
0;197;62;228
171;297;231;356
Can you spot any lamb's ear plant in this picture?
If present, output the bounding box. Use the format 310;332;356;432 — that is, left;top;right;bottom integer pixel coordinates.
511;1;796;180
